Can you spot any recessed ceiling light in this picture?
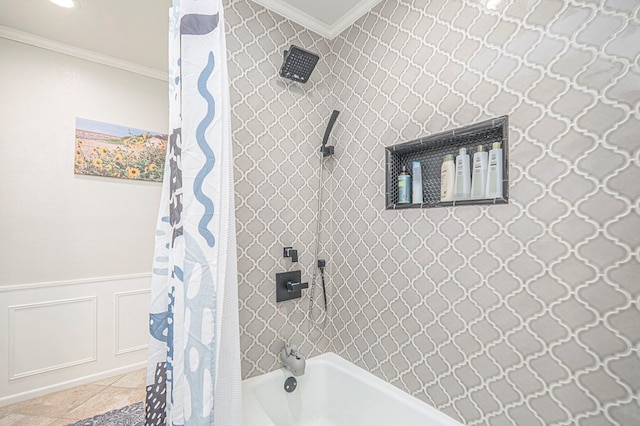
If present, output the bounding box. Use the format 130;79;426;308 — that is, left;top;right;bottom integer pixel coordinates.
49;0;80;9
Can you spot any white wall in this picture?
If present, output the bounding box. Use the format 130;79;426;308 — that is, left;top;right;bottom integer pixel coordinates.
0;37;166;405
0;37;166;285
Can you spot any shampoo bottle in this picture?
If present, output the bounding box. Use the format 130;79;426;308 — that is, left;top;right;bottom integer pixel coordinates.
440;154;455;202
470;145;488;199
454;148;471;200
485;142;503;199
412;161;423;204
398;165;411;204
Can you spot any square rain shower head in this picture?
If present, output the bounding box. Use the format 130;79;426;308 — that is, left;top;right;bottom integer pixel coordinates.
279;45;320;84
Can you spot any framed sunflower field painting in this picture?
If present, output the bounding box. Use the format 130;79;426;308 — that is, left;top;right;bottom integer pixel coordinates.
74;118;167;182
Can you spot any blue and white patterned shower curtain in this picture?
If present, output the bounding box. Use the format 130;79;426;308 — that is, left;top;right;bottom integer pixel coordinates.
145;0;242;425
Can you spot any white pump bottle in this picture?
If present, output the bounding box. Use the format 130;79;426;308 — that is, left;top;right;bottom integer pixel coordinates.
454;148;470;200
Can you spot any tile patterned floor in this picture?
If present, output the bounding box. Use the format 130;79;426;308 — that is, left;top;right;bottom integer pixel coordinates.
0;369;145;426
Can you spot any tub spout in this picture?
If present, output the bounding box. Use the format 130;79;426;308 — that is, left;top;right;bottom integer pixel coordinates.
280;344;305;376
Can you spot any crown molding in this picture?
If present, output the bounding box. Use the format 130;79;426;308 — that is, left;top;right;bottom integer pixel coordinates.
251;0;330;37
251;0;382;39
0;25;168;81
325;0;383;39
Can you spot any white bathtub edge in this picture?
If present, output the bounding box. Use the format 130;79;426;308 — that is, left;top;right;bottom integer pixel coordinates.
310;352;464;425
242;352;464;426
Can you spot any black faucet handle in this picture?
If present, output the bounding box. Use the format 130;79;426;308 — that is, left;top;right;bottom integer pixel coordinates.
286;281;308;292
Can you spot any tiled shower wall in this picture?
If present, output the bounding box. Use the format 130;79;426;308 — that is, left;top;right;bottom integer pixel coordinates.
328;0;639;425
226;0;639;424
225;0;337;377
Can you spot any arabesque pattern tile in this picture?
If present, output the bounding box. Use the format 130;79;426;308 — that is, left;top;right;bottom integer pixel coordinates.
327;0;640;425
226;0;639;424
225;0;336;378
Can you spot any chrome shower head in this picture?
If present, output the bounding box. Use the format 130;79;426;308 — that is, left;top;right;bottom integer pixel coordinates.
279;45;319;84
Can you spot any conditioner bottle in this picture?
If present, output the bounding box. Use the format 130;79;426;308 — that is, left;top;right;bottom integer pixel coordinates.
470;145;488;199
440;154;455;202
485;142;503;199
454;148;471;200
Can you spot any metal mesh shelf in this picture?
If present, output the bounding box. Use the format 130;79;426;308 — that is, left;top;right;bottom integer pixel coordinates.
385;116;509;209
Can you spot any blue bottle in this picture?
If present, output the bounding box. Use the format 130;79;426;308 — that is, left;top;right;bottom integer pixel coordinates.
398;165;411;204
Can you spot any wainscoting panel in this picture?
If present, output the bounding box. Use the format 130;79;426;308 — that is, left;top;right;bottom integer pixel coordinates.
115;289;151;355
0;273;151;406
9;297;97;380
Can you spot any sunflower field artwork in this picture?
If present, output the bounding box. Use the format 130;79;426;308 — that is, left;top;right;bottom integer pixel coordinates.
74;118;167;182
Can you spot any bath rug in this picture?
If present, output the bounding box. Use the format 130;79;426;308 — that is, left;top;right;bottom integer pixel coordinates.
67;402;143;426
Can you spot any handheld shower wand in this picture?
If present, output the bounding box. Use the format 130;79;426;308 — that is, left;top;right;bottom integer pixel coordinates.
320;110;340;156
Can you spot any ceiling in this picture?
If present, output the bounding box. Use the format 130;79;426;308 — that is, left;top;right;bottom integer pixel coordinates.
0;0;380;76
251;0;382;39
0;0;172;72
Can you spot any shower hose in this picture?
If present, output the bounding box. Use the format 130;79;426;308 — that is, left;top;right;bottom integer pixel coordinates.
308;148;329;325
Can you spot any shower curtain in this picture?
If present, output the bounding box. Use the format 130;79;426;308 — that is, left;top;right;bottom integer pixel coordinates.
145;0;242;425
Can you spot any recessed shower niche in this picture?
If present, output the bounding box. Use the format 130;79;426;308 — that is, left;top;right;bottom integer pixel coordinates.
385;116;509;210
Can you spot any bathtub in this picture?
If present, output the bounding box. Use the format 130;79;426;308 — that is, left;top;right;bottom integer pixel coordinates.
242;352;462;426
